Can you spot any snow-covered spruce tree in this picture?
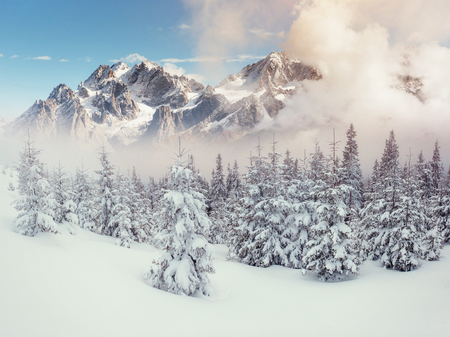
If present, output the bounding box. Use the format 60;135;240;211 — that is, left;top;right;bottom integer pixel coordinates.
226;160;243;200
309;140;327;183
342;123;364;210
284;156;315;270
225;160;242;247
129;167;152;243
146;176;158;211
229;137;291;267
360;131;402;261
13;136;59;236
356;160;380;259
95;147;116;236
415;151;433;200
209;153;228;244
145;141;214;296
429;164;450;244
302;131;360;280
110;172;133;248
74;165;98;230
281;149;297;183
49;163;78;234
228;146;266;263
414;151;443;261
380;150;425;271
430;141;443;197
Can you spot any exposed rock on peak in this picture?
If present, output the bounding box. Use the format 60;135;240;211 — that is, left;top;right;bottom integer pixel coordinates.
85;65;114;89
234;51;322;90
144;105;184;143
127;61;204;109
48;84;75;105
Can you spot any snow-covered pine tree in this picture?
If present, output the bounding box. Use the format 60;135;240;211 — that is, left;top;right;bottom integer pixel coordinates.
74;165;98;230
302;130;360;280
229;137;291;267
284;157;315;270
430;166;450;244
380;149;425;271
225;161;242;247
281;149;296;183
145;140;214;296
13;136;59;236
110;172;133;248
129;167;152;243
146;176;158;211
209;153;228;244
430;141;443;197
360;131;401;261
226;160;243;200
341;123;364;210
309;140;326;183
415;151;433;200
49;163;78;234
414;151;443;261
95;147;116;236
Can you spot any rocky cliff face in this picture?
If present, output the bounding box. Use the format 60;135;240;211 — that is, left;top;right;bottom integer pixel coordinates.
144;105;185;143
126;60;204;109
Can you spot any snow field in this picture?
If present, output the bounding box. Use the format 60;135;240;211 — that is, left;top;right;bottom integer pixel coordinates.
0;165;449;337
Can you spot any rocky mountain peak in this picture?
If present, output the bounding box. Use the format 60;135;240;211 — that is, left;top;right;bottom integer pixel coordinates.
111;61;130;72
236;51;321;89
48;84;75;105
84;65;114;89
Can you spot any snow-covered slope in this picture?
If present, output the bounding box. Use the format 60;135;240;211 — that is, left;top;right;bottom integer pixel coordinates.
0;165;449;337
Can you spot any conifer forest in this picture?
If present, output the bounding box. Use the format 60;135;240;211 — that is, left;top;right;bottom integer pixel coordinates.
10;124;449;295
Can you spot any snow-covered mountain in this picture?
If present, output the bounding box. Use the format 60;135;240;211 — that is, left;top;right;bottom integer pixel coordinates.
3;50;419;148
3;52;322;147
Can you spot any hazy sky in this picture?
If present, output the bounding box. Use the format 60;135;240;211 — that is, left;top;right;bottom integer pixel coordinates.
0;0;294;120
2;0;450;178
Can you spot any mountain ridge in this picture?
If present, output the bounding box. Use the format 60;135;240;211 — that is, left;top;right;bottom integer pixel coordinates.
3;50;419;149
4;51;322;148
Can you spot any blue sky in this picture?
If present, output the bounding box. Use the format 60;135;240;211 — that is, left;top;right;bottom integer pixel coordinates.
0;0;296;120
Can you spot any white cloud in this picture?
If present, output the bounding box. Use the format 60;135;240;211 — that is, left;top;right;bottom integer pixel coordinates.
162;63;206;83
156;27;163;31
110;53;147;64
33;56;51;60
248;28;285;40
11;55;19;59
272;0;450;172
226;54;266;62
0;54;3;57
178;23;191;29
59;59;69;62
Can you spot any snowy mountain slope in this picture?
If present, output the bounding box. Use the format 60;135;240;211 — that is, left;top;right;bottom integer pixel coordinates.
4;52;322;147
1;165;449;337
4;51;421;148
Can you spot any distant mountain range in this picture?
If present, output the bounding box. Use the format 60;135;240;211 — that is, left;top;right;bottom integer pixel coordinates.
2;51;421;148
